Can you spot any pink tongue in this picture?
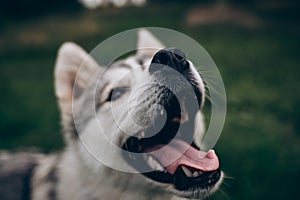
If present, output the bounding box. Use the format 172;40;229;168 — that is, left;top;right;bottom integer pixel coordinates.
145;139;219;175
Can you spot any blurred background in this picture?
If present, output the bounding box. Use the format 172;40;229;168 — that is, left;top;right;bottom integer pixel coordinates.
0;0;299;199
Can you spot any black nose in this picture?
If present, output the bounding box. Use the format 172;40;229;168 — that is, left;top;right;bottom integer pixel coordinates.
149;48;189;74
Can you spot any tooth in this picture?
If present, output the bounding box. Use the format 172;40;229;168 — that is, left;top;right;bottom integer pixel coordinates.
154;160;159;169
147;156;153;166
193;171;199;177
181;166;192;177
147;156;156;170
153;158;163;171
147;156;163;171
140;131;145;138
155;162;163;171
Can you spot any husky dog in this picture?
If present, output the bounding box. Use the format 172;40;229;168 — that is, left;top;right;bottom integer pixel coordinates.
0;29;222;200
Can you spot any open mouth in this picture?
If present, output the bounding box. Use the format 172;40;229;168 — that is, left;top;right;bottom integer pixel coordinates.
122;92;221;191
122;48;221;192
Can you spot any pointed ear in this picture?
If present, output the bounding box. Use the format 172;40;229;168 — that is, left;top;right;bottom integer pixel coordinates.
137;28;165;58
54;42;100;115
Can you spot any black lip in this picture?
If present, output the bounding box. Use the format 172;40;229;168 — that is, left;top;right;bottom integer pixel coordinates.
143;166;221;191
121;93;221;191
122;93;193;153
136;94;181;151
174;167;221;191
122;48;220;191
122;148;221;191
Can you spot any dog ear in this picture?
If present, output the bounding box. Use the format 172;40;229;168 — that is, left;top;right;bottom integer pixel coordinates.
54;42;100;115
137;28;165;58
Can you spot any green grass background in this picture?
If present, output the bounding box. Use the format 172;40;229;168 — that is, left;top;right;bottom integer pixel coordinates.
0;1;299;199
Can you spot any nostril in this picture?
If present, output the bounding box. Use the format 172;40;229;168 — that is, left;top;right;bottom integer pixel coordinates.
165;47;186;60
156;51;171;65
166;48;189;72
174;53;184;62
149;48;189;74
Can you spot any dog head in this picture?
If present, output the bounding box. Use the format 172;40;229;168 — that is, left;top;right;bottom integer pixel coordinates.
54;29;222;199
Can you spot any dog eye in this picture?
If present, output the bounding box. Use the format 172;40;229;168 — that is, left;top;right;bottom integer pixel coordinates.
107;87;128;101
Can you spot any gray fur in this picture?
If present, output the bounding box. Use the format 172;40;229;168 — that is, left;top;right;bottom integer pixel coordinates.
0;152;40;200
0;29;222;200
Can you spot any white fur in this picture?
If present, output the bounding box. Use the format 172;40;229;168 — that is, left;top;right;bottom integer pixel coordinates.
38;28;223;200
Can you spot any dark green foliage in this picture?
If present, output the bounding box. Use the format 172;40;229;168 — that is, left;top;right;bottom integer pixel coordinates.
0;1;299;199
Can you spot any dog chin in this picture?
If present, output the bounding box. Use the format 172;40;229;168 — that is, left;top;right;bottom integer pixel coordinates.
141;171;223;199
168;171;223;199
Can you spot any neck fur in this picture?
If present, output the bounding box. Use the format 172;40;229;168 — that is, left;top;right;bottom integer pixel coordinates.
56;146;182;200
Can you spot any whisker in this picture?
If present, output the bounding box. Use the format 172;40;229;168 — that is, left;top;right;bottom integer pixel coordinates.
219;188;231;200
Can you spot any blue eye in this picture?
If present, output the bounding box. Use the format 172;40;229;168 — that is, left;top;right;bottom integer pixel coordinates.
107;87;128;101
